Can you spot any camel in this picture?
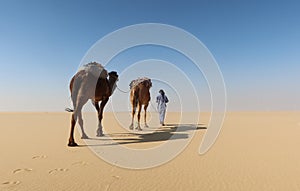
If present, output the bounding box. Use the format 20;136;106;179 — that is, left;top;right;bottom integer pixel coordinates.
129;78;152;131
66;62;118;146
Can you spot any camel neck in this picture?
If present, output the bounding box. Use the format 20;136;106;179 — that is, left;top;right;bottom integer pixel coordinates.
108;78;117;95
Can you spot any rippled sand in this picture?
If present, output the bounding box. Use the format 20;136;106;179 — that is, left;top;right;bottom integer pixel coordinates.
1;112;300;190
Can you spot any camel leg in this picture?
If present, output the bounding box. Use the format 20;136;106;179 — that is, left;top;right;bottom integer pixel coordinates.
78;110;88;139
68;96;88;146
144;103;149;128
68;113;78;146
76;97;89;139
129;105;136;130
92;100;102;136
96;98;108;137
129;96;138;130
92;100;100;113
68;91;79;146
130;89;140;130
136;103;142;131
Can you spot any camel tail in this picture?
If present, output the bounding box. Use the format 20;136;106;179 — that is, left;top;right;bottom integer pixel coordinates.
65;108;74;112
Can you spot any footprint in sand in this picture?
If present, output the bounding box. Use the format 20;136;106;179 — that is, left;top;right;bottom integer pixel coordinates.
13;168;33;174
105;176;121;191
71;161;89;166
48;168;69;174
32;155;47;159
1;180;21;187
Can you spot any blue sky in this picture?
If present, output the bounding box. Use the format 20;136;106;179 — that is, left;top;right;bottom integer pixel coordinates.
0;0;299;111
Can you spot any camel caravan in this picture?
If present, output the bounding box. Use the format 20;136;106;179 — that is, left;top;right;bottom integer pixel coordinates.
66;62;152;147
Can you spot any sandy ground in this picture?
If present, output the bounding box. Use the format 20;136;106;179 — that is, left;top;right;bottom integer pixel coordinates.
1;111;300;191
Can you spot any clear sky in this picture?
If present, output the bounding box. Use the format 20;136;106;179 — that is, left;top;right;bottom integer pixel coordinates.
0;0;299;112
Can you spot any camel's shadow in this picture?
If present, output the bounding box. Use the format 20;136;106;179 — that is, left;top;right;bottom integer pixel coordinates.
79;124;206;147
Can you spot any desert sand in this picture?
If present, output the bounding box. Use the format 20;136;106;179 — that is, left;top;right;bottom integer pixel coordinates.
1;111;300;190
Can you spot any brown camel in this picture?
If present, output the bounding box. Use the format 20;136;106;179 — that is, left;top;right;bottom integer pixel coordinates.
66;62;118;146
129;78;152;131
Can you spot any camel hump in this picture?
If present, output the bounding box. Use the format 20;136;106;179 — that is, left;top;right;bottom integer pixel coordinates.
78;62;108;79
129;77;152;89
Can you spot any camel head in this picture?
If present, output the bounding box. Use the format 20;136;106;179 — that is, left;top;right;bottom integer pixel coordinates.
108;71;119;94
142;79;152;89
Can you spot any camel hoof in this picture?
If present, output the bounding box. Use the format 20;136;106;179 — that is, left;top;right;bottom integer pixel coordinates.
129;125;134;130
68;142;78;147
145;124;149;128
96;133;104;137
81;134;89;139
136;127;142;131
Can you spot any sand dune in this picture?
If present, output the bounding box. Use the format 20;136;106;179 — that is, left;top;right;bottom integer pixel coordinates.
1;112;300;190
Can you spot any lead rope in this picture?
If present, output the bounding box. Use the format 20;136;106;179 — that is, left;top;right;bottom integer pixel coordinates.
116;86;131;93
150;100;158;112
116;86;158;112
